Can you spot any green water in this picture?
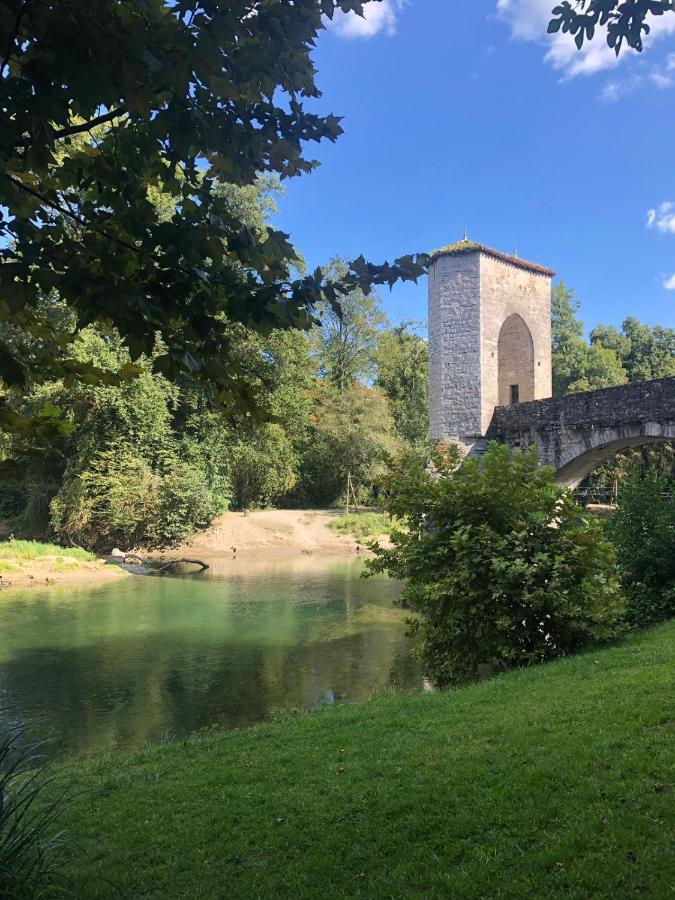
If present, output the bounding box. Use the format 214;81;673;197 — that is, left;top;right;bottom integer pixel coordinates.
0;556;421;758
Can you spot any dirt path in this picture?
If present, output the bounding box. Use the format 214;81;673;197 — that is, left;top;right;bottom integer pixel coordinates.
165;509;364;558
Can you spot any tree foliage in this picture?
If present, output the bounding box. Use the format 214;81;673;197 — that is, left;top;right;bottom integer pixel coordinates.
368;444;622;686
311;258;387;393
551;285;675;493
551;283;627;395
549;1;675;55
590;318;675;382
0;0;428;436
374;321;429;446
295;381;399;507
605;471;675;627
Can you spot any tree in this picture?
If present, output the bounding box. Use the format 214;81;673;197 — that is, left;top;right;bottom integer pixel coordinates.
551;282;627;395
311;258;388;393
368;443;622;686
591;318;675;383
296;382;399;506
41;328;233;549
551;292;673;493
0;1;428;436
549;2;675;55
374;321;429;446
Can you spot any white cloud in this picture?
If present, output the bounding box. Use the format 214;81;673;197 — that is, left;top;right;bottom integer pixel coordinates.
496;0;675;79
601;64;674;102
647;202;675;234
600;76;641;103
331;0;406;40
650;70;674;89
664;274;675;290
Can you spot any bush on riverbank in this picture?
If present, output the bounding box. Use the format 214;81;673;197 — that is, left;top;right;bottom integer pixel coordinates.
605;470;675;627
50;621;674;898
368;443;623;686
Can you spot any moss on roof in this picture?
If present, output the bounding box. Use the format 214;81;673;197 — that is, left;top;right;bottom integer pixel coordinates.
430;239;555;277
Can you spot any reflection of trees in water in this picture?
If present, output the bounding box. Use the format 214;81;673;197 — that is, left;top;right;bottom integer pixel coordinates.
0;574;419;758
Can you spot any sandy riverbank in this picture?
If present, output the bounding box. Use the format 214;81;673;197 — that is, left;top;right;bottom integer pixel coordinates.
161;509;372;558
0;511;379;591
0;555;128;591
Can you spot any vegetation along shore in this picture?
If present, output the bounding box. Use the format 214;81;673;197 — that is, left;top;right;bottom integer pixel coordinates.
0;540;126;590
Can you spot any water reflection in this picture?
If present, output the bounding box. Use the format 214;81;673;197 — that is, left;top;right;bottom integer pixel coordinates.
0;556;421;758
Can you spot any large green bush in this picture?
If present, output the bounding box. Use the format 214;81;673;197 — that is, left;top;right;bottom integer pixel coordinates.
368;444;622;686
605;470;675;627
50;443;231;550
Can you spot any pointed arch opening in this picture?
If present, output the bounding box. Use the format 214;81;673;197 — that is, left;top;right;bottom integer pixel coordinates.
498;314;535;407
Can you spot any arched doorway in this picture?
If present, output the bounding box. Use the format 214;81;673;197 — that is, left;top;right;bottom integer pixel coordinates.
497;314;535;406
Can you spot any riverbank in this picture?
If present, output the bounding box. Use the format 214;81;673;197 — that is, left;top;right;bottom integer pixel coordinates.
53;621;674;898
0;540;126;590
164;508;387;558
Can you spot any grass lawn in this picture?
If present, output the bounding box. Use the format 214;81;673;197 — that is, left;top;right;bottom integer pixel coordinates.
55;622;674;898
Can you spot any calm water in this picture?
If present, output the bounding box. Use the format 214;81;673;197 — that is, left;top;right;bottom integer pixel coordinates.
0;556;421;758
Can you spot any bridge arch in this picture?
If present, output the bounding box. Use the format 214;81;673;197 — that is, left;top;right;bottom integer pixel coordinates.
497;314;535;406
554;425;675;488
486;377;675;488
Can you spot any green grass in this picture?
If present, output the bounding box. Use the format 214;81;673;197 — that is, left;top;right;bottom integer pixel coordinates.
53;622;674;898
329;512;391;540
0;539;94;562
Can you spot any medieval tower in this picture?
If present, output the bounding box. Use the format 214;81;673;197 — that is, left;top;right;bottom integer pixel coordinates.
428;239;554;452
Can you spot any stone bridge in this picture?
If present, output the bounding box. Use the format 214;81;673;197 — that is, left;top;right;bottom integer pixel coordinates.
428;240;674;486
486;376;675;488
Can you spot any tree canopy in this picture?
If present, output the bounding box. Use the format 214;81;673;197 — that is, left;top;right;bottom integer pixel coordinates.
551;282;627;395
0;1;427;436
549;1;675;54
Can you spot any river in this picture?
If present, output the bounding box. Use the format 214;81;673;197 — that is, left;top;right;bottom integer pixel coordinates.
0;555;421;758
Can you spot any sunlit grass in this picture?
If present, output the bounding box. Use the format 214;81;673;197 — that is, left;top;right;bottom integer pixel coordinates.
0;539;94;562
329;512;391;540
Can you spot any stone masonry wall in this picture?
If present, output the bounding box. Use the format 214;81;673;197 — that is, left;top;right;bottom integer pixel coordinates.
479;254;552;435
428;253;482;441
486;376;675;486
428;248;553;447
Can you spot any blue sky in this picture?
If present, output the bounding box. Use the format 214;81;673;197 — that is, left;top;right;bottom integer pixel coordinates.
273;0;675;333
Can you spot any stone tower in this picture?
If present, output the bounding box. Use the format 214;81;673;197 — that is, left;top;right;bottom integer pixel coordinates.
428;239;554;452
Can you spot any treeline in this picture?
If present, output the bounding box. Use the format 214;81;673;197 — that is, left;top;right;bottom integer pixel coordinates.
1;229;673;550
0;281;428;550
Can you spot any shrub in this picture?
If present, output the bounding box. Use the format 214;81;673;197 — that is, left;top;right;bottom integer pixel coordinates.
368;443;623;687
0;727;71;898
49;441;231;550
49;446;161;550
605;470;675;627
